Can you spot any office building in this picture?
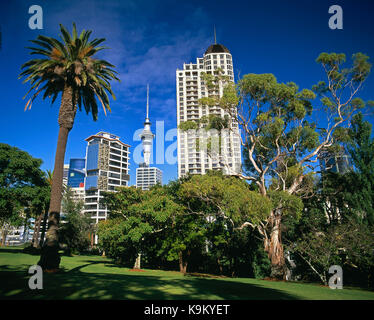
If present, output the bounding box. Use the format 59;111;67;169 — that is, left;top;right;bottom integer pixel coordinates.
176;41;241;177
67;158;86;188
136;164;162;191
84;132;130;224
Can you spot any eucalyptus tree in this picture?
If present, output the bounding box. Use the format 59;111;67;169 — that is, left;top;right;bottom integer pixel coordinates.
199;53;373;278
19;23;119;270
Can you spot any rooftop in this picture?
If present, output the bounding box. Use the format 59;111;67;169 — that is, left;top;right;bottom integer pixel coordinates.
204;44;230;55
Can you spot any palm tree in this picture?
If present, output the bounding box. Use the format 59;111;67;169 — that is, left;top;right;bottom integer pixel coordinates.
19;23;119;270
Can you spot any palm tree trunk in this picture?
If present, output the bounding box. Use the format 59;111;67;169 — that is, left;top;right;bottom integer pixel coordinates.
38;85;76;271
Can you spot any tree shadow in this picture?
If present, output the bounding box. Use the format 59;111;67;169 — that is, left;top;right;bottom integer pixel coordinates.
0;259;300;300
0;248;27;254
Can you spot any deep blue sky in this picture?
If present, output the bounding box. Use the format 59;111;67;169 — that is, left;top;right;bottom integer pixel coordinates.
1;0;374;185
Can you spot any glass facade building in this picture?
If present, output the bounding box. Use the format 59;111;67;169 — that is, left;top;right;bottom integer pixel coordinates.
67;158;86;188
83;132;130;227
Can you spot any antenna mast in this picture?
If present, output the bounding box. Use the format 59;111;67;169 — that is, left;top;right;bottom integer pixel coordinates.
146;84;149;119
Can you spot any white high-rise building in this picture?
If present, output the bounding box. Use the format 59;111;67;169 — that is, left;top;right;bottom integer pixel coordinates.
136;164;162;191
176;42;241;177
136;85;163;190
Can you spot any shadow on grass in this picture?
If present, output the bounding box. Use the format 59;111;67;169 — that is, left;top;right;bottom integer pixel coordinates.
0;260;299;300
0;248;27;254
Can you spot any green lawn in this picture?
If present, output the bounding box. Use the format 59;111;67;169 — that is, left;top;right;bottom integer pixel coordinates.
1;246;373;300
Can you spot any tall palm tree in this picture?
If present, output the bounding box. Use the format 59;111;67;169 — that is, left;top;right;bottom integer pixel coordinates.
19;23;119;270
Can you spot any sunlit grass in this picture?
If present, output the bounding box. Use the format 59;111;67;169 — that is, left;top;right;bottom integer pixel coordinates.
1;246;373;300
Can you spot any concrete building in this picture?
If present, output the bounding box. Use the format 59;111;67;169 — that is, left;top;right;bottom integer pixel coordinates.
84;132;130;224
176;42;241;177
63;164;70;186
2;221;34;246
136;164;162;191
136;85;163;190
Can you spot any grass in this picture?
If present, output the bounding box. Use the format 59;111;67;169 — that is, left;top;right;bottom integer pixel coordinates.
1;246;373;300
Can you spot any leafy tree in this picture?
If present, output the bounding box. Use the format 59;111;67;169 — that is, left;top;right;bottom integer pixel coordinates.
0;143;46;246
199;53;373;278
180;171;272;229
178;171;273;274
157;179;209;274
19;23;119;270
59;186;92;255
344;113;374;225
292;218;374;285
25;184;50;248
99;186;183;269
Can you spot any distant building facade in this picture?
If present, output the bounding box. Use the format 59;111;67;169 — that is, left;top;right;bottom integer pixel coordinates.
136;164;162;191
176;42;241;177
67;158;86;188
319;147;352;174
63;164;70;186
84;132;130;225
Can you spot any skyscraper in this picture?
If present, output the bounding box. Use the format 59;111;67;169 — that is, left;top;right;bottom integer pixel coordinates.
84;132;130;224
176;42;241;177
136;85;162;190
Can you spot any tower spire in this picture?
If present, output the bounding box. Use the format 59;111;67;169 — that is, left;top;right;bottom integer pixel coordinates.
140;83;154;167
214;25;216;44
146;83;149;120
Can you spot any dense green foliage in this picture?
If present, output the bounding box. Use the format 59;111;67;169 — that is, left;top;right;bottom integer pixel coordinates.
0;143;48;246
59;187;93;255
283;114;374;288
97;172;273;276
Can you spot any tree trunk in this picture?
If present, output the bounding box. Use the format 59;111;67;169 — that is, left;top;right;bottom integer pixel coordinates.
39;210;48;248
32;213;43;248
38;86;76;271
178;250;189;274
133;253;142;269
265;210;286;280
217;257;223;275
90;233;94;248
1;229;7;247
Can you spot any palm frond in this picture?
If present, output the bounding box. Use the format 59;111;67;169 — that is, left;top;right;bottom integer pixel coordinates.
19;23;120;118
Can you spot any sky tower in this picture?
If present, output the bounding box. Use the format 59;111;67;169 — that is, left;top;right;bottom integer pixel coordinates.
136;85;162;190
140;84;154;166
